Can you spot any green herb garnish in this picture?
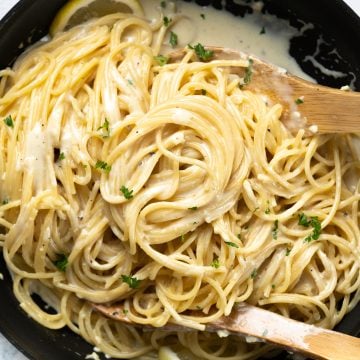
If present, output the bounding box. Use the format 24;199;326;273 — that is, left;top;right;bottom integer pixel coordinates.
285;248;291;256
298;213;321;242
188;206;197;210
2;198;9;205
180;234;186;241
200;13;205;19
260;26;266;34
54;254;68;272
225;241;239;248
154;55;169;66
244;58;254;85
120;185;134;200
201;89;207;95
295;97;304;104
58;152;65;161
251;268;258;279
123;309;129;315
3;115;14;128
265;207;271;214
98;118;110;138
160;0;166;8
163;16;172;27
272;219;279;240
95;160;111;173
127;79;133;85
169;31;178;48
211;258;220;269
271;284;276;289
121;274;141;289
237;234;241;240
188;43;214;61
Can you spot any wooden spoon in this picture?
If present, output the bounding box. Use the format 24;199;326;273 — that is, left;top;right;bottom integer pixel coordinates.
94;302;360;360
169;46;360;134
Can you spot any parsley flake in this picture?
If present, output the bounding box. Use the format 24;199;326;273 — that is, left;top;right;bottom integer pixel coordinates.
121;274;141;289
272;220;279;240
169;31;178;48
160;0;166;8
120;185;134;200
244;58;254;85
3;115;14;128
211;258;220;269
154;55;168;66
58;152;65;161
180;234;186;241
225;241;239;248
200;14;206;19
285;248;291;256
163;16;172;27
188;206;197;210
271;284;276;289
265;207;271;214
95;160;111;173
260;26;266;34
98;118;110;138
298;213;321;242
127;79;134;85
201;89;207;95
54;254;68;272
123;309;129;315
251;268;258;279
2;198;9;205
188;43;214;61
295;97;304;105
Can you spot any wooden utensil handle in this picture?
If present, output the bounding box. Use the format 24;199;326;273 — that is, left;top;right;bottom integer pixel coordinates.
209;304;360;360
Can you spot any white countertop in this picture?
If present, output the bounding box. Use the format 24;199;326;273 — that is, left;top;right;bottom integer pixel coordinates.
0;0;359;359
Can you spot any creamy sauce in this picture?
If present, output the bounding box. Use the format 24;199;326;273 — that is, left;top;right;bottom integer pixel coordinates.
143;0;314;81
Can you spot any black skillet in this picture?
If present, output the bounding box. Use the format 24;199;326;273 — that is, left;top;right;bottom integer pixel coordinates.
0;1;359;359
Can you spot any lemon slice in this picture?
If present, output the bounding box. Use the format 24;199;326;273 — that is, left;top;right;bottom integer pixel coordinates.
50;0;144;35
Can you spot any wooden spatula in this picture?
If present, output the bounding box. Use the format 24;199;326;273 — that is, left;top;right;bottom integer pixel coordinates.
94;302;360;360
169;46;360;134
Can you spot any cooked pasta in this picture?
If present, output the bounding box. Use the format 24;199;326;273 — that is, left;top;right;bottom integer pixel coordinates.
0;10;360;360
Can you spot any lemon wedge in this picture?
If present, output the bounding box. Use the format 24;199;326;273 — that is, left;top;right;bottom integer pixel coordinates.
50;0;144;35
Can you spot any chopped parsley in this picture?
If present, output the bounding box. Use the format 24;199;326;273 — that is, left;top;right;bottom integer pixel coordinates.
285;248;291;256
272;220;279;240
163;16;172;27
201;89;207;95
243;58;254;85
295;97;304;104
123;309;129;315
97;118;110;137
271;284;276;289
225;241;239;248
180;234;186;241
237;234;241;240
160;0;166;8
3;115;14;128
298;213;322;242
95;160;111;173
260;26;266;34
120;185;134;200
251;268;258;279
121;274;141;289
127;79;134;85
154;55;168;66
58;152;65;161
2;198;9;205
200;13;206;19
188;206;197;210
265;207;271;214
188;43;214;61
169;31;178;48
211;258;220;269
54;254;68;272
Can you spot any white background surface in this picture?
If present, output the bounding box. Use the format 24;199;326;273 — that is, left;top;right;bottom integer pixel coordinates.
0;1;359;359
